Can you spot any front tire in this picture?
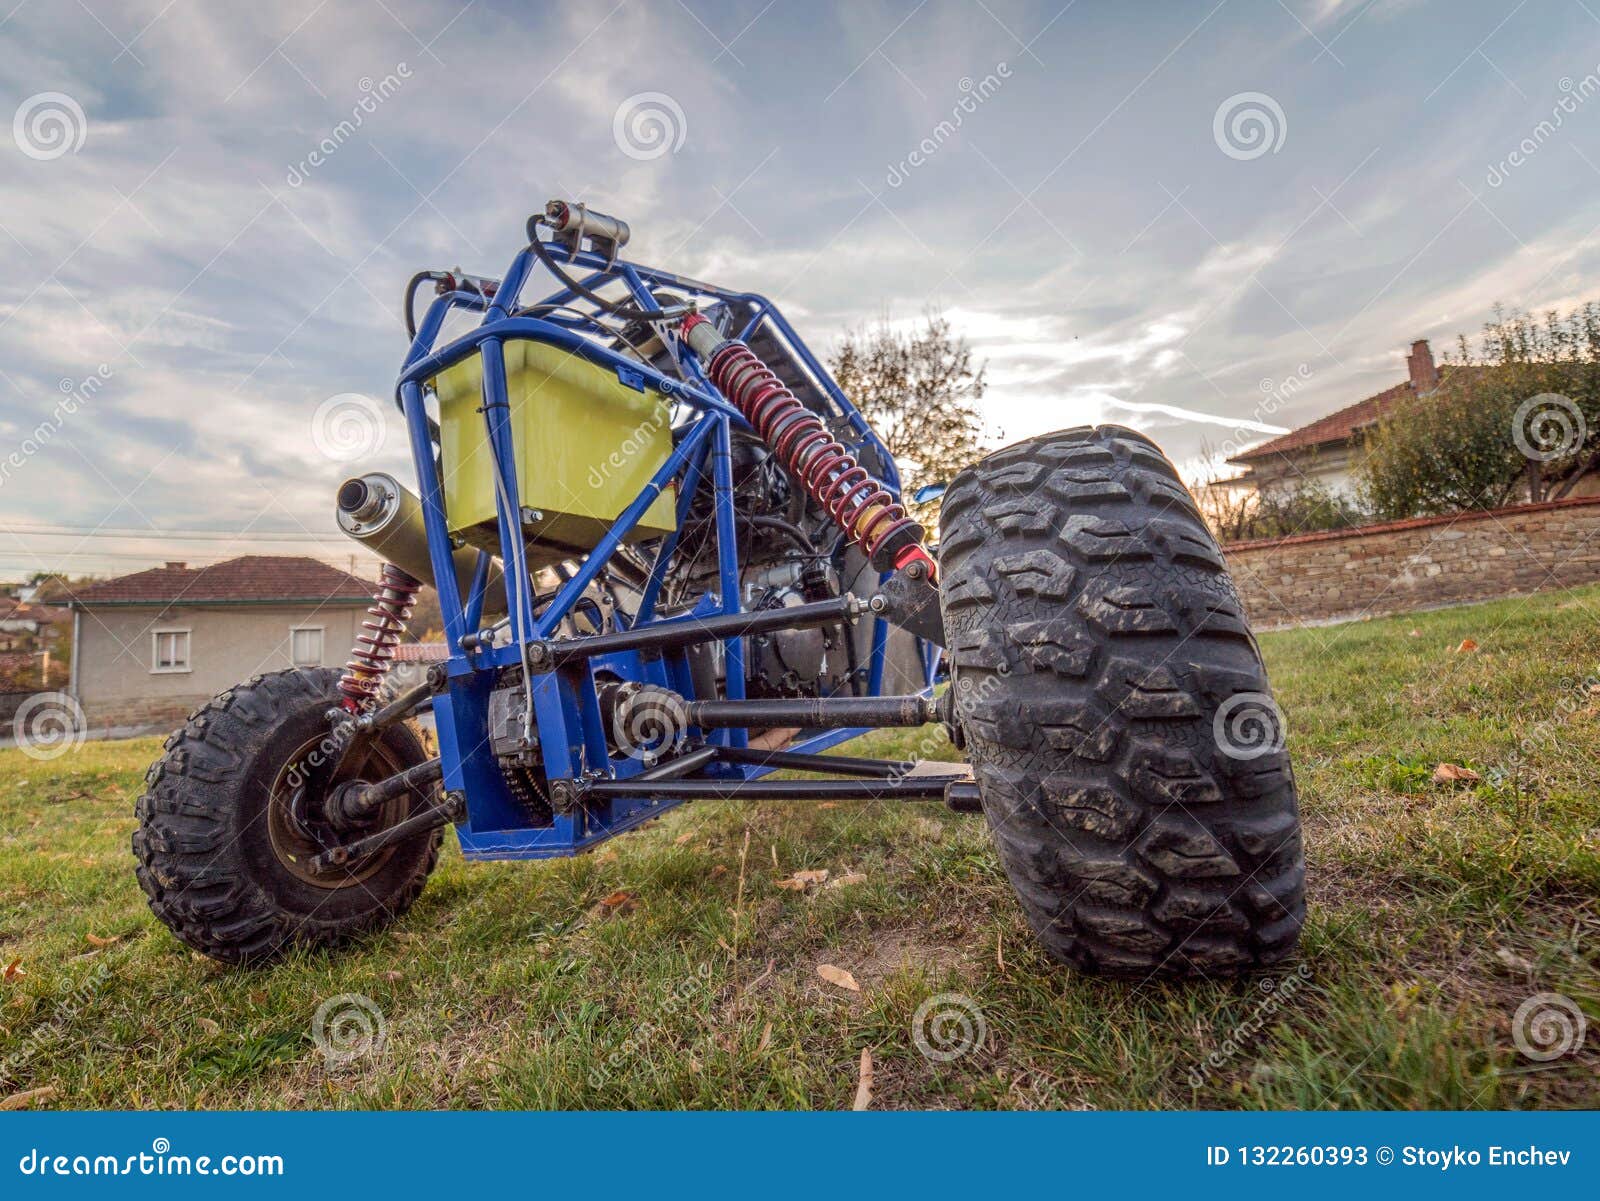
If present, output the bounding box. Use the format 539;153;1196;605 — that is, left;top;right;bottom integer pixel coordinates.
939;426;1305;978
133;668;443;965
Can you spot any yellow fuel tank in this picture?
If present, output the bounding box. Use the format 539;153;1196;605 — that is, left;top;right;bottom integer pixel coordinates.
432;340;677;568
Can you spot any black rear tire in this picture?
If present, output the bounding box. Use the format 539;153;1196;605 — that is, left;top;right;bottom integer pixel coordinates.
133;668;443;965
939;425;1305;978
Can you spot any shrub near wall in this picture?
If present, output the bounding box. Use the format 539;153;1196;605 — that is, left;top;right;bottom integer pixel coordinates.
1222;496;1600;629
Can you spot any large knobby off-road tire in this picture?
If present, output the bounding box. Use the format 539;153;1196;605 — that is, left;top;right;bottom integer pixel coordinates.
939;425;1305;978
133;668;443;965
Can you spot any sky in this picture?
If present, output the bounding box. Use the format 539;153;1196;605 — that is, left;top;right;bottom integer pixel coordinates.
2;0;1599;579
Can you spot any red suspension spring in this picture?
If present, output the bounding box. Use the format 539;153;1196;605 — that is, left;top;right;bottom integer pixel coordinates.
339;562;422;712
695;324;929;573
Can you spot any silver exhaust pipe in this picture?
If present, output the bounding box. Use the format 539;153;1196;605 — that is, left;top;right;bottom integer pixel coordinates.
336;472;506;619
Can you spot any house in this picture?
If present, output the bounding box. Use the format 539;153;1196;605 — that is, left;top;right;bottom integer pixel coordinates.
0;597;69;685
1227;340;1452;499
65;555;376;733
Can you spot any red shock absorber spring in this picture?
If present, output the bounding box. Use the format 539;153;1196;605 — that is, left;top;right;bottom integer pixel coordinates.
339;562;422;712
682;315;934;576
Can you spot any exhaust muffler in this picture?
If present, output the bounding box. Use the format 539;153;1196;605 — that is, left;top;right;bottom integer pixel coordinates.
336;472;506;619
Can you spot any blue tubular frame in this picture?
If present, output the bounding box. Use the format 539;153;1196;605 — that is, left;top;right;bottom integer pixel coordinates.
393;238;933;859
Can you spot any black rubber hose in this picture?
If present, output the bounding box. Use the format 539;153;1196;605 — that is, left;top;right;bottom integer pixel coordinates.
403;271;433;339
524;217;694;323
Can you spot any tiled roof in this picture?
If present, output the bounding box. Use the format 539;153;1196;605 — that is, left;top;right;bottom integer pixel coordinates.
68;555;375;606
1230;366;1479;465
0;599;70;624
1231;382;1412;462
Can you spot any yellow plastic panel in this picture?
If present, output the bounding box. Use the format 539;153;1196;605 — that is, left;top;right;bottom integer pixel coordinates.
433;340;676;561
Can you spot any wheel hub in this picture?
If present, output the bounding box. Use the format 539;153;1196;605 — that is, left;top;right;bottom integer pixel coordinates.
266;734;408;888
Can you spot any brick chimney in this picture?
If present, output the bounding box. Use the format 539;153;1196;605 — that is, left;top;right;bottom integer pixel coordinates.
1407;339;1438;393
164;561;187;570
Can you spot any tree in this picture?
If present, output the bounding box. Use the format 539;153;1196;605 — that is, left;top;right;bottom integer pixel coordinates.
829;312;987;529
1359;305;1600;520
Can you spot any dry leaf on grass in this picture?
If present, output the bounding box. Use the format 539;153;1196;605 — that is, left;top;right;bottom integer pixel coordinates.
818;802;840;810
383;970;404;983
1433;763;1480;784
776;868;830;891
709;864;728;878
817;964;860;992
196;1018;221;1036
85;933;120;948
673;832;694;846
1494;946;1535;974
1408;629;1421;638
826;872;866;889
3;958;23;982
599;890;638;910
852;1047;874;1111
1455;638;1479;653
757;1021;774;1052
0;1086;57;1111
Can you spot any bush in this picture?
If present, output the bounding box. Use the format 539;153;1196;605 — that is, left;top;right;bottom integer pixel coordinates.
1358;304;1600;520
1202;478;1368;544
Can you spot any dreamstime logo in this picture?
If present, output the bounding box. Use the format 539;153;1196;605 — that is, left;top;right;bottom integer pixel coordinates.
586;962;713;1090
885;63;1012;187
1511;393;1586;462
612;92;687;161
1212;692;1286;760
311;393;386;461
13;92;87;161
12;692;86;761
1511;992;1586;1062
610;687;689;762
285;64;411;187
0;363;113;492
1187;963;1313;1087
1212;92;1287;161
312;993;386;1067
911;992;987;1063
1487;673;1598;787
1488;67;1600;187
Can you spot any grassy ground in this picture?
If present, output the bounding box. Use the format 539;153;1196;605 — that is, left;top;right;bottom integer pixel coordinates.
2;586;1598;1110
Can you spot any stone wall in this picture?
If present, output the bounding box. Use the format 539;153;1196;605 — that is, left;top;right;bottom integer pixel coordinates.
1222;496;1600;630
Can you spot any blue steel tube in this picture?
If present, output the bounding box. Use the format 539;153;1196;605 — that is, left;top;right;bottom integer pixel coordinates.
711;414;748;750
399;379;469;652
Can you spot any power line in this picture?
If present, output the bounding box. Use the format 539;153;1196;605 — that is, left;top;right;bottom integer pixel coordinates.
1;523;349;543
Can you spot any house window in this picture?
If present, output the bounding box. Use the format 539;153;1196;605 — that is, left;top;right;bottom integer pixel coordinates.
152;629;190;673
290;626;324;667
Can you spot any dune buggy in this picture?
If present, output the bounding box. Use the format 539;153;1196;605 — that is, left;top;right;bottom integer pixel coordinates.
134;201;1304;978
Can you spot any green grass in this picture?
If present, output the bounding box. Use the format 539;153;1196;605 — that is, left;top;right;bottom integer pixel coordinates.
3;586;1598;1110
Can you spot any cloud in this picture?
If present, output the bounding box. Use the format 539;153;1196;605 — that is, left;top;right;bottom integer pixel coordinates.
0;0;1594;579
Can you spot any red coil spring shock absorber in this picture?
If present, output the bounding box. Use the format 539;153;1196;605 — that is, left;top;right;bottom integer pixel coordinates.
339;562;422;712
680;314;937;578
